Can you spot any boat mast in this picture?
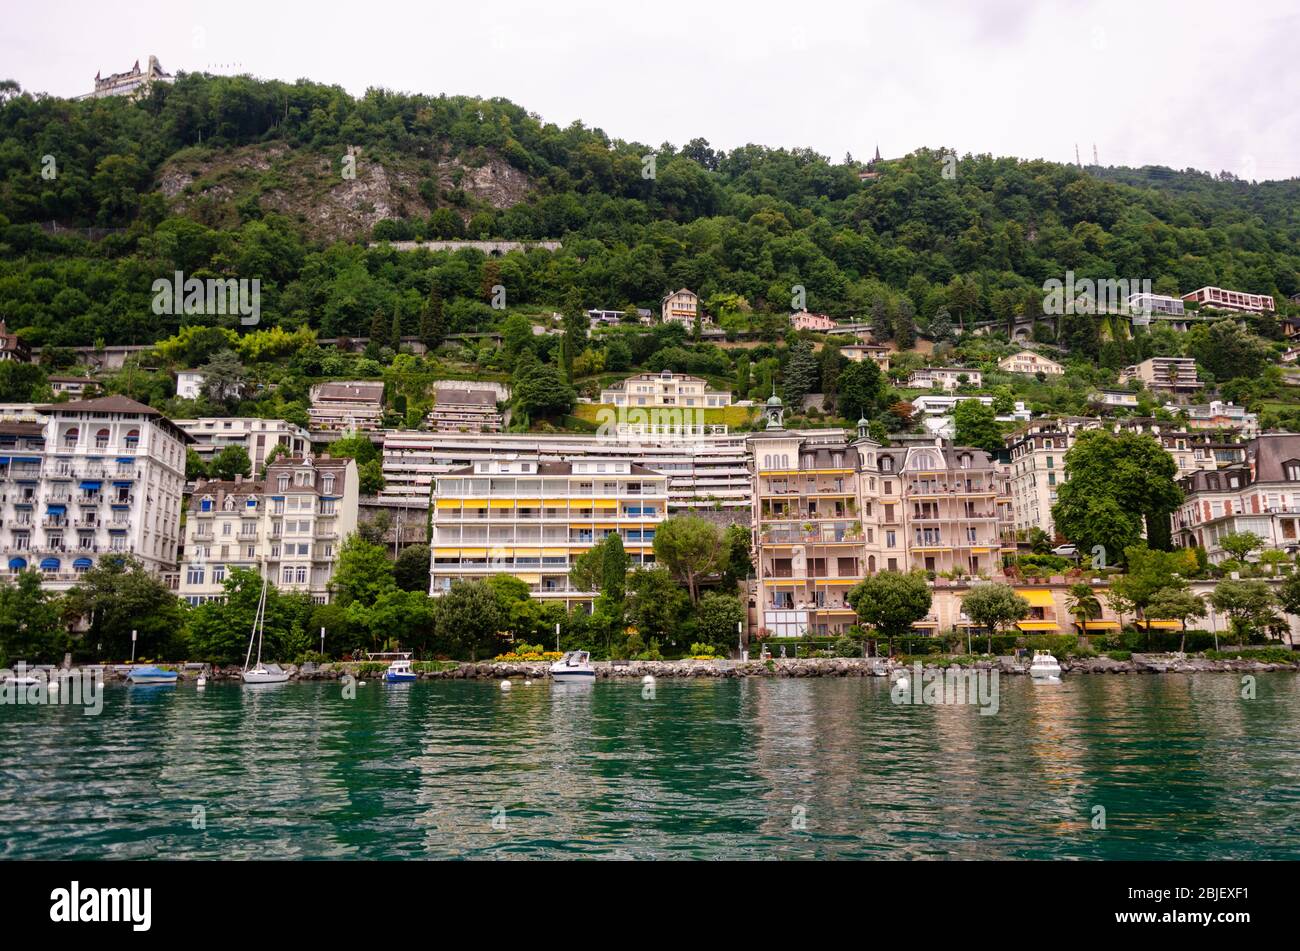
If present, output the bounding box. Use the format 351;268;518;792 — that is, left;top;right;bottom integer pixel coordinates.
255;575;268;667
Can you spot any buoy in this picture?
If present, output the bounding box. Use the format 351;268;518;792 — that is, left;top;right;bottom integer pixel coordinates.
197;676;207;688
500;680;512;691
523;679;532;686
358;681;366;687
642;674;655;686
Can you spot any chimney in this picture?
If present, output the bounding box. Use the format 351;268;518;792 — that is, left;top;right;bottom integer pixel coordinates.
234;473;242;484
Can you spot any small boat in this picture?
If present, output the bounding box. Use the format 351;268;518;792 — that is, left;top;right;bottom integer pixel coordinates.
1;674;40;687
128;665;178;686
1029;650;1062;681
549;650;595;682
380;653;417;684
242;574;290;685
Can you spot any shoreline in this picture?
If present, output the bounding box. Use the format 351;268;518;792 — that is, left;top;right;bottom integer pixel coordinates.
80;654;1300;682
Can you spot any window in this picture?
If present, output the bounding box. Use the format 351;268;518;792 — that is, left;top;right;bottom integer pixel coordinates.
63;427;78;448
1286;461;1300;481
186;565;205;585
95;428;110;449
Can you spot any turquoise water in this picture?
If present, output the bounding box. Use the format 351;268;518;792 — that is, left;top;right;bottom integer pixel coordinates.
2;675;1299;859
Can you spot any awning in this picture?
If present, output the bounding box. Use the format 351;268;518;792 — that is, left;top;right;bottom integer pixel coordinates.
541;548;569;556
73;558;93;570
39;558;60;571
515;499;541;507
1141;619;1183;630
433;548;461;557
79;480;101;491
1016;621;1059;632
514;573;542;583
489;500;514;509
14;457;40;464
459;548;488;557
116;457;134;463
435;499;462;509
46;504;65;515
8;558;26;570
1079;620;1120;630
1016;588;1056;608
0;457;9;465
112;481;132;487
514;548;542;557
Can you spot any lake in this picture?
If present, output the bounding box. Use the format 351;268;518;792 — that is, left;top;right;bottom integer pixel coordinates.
2;674;1299;859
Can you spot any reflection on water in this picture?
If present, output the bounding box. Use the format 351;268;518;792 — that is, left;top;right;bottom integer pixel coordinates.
2;675;1299;859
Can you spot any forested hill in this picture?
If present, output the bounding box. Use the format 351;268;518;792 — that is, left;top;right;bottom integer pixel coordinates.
0;72;1297;348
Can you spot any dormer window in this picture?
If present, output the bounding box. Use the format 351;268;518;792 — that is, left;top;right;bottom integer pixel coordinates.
1286;461;1300;481
322;476;334;495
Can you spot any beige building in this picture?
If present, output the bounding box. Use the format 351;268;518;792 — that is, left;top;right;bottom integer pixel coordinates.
840;343;891;371
429;456;667;605
998;350;1064;376
1119;357;1202;394
176;417;312;472
660;288;703;328
309;381;385;431
599;370;732;408
2;396;189;590
750;401;1012;639
428;386;503;433
790;311;838;332
79;55;173;100
179;454;359;605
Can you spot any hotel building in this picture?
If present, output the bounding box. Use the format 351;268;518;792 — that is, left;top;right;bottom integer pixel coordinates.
1118;357;1202;394
309;381;385;431
1;396;189;589
429;457;667;605
1181;286;1275;313
427;385;503;433
178;454;359;604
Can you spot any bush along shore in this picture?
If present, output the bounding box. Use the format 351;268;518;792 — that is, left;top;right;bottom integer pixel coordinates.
85;652;1300;682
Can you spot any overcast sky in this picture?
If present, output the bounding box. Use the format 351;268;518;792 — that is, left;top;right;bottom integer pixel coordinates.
8;0;1300;180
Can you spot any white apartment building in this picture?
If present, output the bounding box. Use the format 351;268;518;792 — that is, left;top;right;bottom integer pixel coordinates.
1172;400;1259;436
997;350;1064;376
1181;286;1275;314
1127;293;1186;317
599;370;732;408
911;395;1030;438
1119;357;1202;393
175;417;312;472
176;370;206;400
427;385;504;433
309;381;385;431
178;454;358;604
1;396;189;590
907;367;983;391
380;429;752;510
429;457;667;605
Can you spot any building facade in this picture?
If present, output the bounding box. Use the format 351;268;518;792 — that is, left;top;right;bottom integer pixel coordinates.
175;417;312;473
309;381;385;431
997;350;1064;376
907;367;983;391
429;457;667;605
599;370;732;408
428;386;503;433
1181;286;1275;313
0;321;31;363
1;396;189;590
790;311;838;332
660;288;701;328
1119;357;1202;394
179;454;358;604
79;55;173;100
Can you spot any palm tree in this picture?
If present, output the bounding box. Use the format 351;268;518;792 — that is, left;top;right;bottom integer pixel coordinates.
1066;582;1102;634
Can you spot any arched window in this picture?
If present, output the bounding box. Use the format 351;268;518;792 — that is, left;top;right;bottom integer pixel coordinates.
95;428;110;449
63;427;79;448
125;429;140;450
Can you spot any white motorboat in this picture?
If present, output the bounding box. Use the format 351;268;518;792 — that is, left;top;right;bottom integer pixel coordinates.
374;652;417;683
242;575;290;684
549;650;595;682
1029;650;1062;681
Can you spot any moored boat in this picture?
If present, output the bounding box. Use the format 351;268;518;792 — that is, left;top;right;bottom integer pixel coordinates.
1029;650;1062;681
128;665;178;686
549;650;595;682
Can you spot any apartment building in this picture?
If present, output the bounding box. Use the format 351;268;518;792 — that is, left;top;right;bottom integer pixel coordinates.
906;366;983;391
997;350;1064;376
660;288;701;328
1006;418;1226;540
380;429;751;510
1181;286;1275;314
750;405;1011;639
427;385;503;433
1173;400;1259;436
47;377;98;398
1;396;189;590
175;417;311;472
790;311;838;332
1127;292;1186;317
912;395;1030;438
309;381;385;431
840;343;891;371
178;453;358;604
599;370;732;408
1119;357;1202;394
429;457;667;605
1172;434;1300;562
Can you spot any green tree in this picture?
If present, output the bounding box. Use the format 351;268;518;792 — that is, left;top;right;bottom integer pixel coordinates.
695;592;745;651
1051;430;1181;558
393;544;431;592
720;523;753;590
185;447;209;481
960;582;1031;654
186;568;312;664
209;445;252;481
652;516;727;604
848;570;932;655
1209;578;1277;647
783;340;820;407
198;349;246;408
1185;319;1271;383
1107;545;1191;627
62;556;186;660
1065;582;1102;632
435;580;506;659
1219;531;1265;564
837;359;884;422
0;571;67;665
626;567;689;647
1145;588;1207;654
952;399;1002;452
329;534;396;607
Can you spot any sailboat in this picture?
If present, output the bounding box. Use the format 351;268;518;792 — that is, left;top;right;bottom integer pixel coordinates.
243;573;290;684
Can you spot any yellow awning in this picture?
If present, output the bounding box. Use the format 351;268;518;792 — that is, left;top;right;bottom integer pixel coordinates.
765;580;802;587
489;500;514;509
1016;621;1059;631
1080;620;1120;630
594;523;618;529
1142;619;1183;630
514;573;541;583
542;548;568;556
1016;589;1056;608
516;499;541;507
514;548;541;557
460;548;488;557
541;499;569;507
594;499;617;507
433;548;460;556
436;499;462;509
